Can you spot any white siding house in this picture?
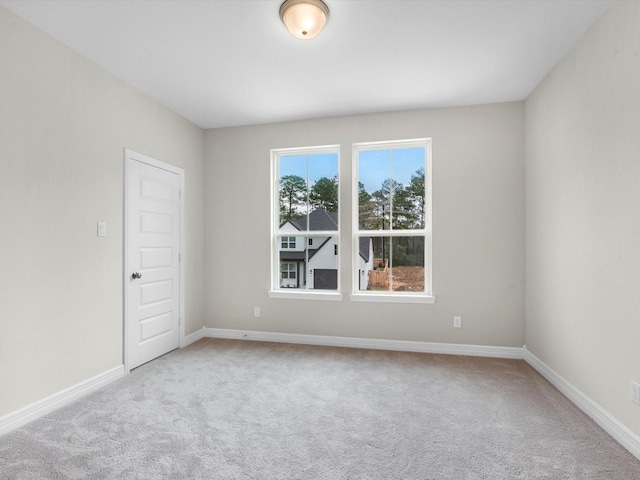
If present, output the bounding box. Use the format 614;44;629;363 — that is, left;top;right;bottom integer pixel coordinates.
278;208;372;290
278;222;306;288
357;237;374;290
307;236;338;289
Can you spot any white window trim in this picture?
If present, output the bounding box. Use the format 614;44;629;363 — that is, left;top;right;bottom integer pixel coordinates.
349;293;436;304
351;138;435;303
270;144;341;300
269;290;344;301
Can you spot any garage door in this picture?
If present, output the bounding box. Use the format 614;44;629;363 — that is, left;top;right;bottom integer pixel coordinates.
314;269;337;290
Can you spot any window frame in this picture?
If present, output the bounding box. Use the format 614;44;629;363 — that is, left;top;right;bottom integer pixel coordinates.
350;138;435;304
269;145;343;301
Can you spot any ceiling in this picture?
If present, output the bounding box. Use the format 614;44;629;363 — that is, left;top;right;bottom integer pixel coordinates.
0;0;612;129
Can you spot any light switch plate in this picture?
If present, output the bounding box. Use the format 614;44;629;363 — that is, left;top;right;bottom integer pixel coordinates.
97;222;107;237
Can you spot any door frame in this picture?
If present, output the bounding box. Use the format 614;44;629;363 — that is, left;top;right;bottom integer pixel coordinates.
123;148;185;373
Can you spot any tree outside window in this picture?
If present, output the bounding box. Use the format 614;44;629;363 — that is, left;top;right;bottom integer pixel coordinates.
271;146;340;293
354;139;432;296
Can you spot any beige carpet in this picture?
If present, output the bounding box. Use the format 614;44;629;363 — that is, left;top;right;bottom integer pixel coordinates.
1;338;639;479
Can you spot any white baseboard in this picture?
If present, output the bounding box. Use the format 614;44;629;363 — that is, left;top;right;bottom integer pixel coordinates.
202;327;525;359
181;326;206;348
203;328;640;461
4;334;638;463
523;346;640;461
0;365;125;437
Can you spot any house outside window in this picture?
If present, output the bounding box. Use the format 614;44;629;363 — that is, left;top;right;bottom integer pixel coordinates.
281;236;296;249
351;138;435;303
270;145;342;300
281;262;297;287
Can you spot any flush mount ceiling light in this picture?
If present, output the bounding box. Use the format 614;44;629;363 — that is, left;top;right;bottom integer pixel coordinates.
280;0;329;40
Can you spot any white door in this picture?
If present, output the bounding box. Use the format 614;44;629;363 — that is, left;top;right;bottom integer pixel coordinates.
125;150;182;370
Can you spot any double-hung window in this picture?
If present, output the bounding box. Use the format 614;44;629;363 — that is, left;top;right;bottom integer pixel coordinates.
351;139;434;303
270;145;342;300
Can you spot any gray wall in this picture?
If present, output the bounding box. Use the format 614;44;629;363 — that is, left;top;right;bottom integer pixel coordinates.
526;1;640;437
0;7;205;417
204;103;525;347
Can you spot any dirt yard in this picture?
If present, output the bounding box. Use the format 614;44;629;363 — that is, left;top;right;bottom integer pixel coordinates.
370;266;425;291
390;266;424;291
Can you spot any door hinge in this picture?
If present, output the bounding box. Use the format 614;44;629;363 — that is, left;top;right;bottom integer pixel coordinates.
178;253;181;262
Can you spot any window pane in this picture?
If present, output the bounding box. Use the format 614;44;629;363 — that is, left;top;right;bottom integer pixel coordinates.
391;147;426;230
273;145;340;294
308;153;339;225
358;146;426;231
279;154;308;228
358;150;391;230
277;235;339;290
355;234;374;291
278;152;338;232
308;235;339;290
360;236;425;292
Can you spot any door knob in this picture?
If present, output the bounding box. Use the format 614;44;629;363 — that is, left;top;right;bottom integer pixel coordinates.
132;272;142;279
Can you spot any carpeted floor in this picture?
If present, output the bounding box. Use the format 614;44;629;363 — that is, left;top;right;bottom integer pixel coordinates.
1;338;639;479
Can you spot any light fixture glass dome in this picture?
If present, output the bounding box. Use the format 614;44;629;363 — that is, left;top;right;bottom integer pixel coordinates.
280;0;329;40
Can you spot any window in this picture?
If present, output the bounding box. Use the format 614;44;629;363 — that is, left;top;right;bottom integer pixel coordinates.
352;139;434;303
270;145;342;300
281;263;296;279
281;236;296;249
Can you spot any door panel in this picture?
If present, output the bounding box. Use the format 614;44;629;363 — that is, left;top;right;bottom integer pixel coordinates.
140;280;173;306
141;212;174;234
140;312;173;342
127;156;181;369
140;248;173;268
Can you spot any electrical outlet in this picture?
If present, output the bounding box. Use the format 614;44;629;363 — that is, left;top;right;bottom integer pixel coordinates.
254;307;260;318
453;316;462;328
631;381;640;405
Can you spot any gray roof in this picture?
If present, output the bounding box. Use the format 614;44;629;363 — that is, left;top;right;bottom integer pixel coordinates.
280;208;371;264
288;208;338;231
359;236;371;262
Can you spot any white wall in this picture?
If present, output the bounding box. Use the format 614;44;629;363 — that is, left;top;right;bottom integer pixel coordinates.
0;7;205;417
205;103;525;346
525;1;640;438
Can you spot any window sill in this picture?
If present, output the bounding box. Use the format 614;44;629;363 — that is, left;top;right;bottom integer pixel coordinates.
269;290;344;301
349;293;437;304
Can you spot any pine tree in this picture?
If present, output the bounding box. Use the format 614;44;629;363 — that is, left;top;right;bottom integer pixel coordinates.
309;176;338;212
279;175;306;220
